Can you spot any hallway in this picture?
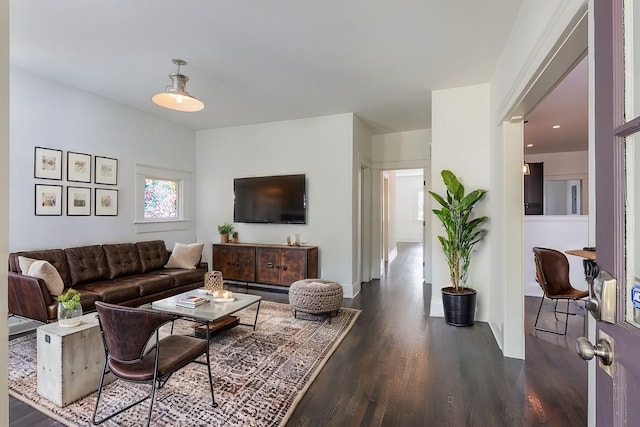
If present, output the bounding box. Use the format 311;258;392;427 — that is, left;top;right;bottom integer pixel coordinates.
289;241;587;426
10;242;587;426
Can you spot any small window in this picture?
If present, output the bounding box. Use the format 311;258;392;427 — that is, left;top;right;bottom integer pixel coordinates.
144;178;178;219
135;164;191;233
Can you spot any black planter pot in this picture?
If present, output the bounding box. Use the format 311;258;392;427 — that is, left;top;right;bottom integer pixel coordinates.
442;287;477;326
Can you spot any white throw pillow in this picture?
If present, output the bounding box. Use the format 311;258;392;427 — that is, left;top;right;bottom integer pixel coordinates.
165;242;204;270
18;256;37;274
25;260;65;296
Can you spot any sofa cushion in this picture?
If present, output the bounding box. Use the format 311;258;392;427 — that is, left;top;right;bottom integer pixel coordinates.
65;245;109;286
74;278;141;304
23;259;65;296
149;267;206;288
133;274;174;296
10;249;71;285
165;242;204;270
103;243;143;279
136;240;169;273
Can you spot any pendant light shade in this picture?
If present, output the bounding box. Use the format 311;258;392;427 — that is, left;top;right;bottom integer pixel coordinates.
522;162;530;175
152;59;204;112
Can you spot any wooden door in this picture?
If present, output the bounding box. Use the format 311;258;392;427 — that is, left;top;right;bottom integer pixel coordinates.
279;249;306;285
212;245;234;279
587;1;640;424
256;247;280;284
233;246;256;282
524;162;543;215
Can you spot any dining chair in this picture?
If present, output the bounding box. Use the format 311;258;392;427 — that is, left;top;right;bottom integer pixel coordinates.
532;247;589;335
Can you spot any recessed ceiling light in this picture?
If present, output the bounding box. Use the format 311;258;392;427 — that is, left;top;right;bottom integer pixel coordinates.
552;125;561;129
526;144;534;147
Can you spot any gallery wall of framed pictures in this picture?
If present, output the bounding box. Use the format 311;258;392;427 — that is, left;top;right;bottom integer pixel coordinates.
33;146;119;217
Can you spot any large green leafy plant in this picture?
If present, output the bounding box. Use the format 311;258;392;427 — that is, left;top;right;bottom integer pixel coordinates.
429;170;488;293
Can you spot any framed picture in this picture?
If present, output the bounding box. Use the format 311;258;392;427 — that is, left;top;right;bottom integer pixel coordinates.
95;188;118;216
35;184;63;216
67;186;91;216
95;156;118;185
34;147;63;180
67;151;91;183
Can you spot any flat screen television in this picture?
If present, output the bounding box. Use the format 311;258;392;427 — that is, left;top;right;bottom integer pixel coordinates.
233;174;306;224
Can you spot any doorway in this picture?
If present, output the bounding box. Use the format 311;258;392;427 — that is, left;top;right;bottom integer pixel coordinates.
510;8;589;426
380;168;425;278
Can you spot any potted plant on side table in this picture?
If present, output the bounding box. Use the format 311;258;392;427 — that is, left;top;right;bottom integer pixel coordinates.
57;288;83;327
429;169;488;326
230;231;239;243
217;222;234;243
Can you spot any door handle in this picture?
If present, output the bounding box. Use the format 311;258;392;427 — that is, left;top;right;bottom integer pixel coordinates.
576;337;614;365
281;265;287;271
583;267;616;323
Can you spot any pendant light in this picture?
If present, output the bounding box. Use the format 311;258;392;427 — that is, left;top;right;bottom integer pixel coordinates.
522;162;531;175
152;59;204;112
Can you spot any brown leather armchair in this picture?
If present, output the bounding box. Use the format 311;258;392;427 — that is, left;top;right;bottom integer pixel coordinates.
92;302;217;426
532;247;589;335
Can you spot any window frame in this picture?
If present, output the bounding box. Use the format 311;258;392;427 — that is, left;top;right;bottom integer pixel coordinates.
135;164;191;233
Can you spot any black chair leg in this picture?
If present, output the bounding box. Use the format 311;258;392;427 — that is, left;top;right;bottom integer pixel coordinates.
535;297;582;336
564;299;570;336
535;296;569;335
92;359;109;425
534;296;545;331
205;344;218;408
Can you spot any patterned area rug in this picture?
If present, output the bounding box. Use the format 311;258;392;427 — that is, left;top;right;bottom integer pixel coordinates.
9;301;360;426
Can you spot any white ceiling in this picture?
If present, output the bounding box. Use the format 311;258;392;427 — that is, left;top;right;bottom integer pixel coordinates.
524;56;588;155
10;0;524;135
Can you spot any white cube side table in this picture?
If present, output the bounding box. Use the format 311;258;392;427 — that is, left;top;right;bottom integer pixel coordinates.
37;313;113;407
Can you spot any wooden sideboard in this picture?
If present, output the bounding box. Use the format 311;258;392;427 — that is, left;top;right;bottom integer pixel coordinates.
212;243;318;287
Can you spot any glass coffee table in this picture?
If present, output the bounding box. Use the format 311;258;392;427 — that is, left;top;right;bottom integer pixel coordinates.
144;289;262;339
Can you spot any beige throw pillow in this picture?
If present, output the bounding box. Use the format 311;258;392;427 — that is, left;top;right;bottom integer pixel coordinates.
18;256;37;274
23;259;65;296
165;242;204;270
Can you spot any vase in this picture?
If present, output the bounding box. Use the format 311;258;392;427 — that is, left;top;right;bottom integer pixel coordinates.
205;270;224;292
57;302;83;327
441;287;477;327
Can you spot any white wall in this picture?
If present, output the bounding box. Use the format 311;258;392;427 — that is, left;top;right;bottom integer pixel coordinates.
9;68;198;251
431;84;491;320
525;150;588;214
524;216;589;295
394;174;423;242
1;0;9;419
194;113;357;296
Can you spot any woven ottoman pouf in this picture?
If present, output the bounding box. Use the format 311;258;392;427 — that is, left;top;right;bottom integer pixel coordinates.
289;279;343;319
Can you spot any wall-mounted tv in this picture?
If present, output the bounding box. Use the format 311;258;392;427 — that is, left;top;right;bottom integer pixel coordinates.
233;174;306;224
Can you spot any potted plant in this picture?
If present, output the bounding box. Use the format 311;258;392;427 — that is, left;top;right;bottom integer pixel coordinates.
429;170;488;326
57;288;83;327
217;222;234;243
230;231;239;243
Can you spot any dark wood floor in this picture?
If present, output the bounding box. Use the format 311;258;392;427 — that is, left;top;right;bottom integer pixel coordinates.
9;242;587;426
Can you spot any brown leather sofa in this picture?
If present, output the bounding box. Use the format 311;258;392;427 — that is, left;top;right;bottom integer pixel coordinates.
8;240;206;323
